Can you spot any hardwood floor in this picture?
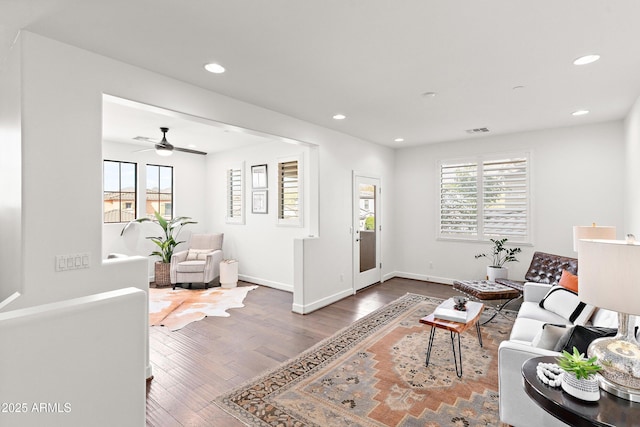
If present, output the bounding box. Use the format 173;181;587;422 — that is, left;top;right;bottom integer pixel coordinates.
145;278;476;426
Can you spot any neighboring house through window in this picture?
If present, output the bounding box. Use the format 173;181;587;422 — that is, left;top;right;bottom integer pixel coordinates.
439;153;530;242
147;164;173;219
103;160;137;223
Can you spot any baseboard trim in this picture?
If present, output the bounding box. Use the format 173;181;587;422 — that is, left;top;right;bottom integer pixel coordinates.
387;271;454;286
239;274;293;293
292;287;354;315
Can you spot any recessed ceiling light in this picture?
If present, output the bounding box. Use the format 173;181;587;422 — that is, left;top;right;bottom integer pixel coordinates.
204;63;226;74
394;138;404;142
572;110;590;116
573;54;600;65
333;114;346;120
422;91;437;98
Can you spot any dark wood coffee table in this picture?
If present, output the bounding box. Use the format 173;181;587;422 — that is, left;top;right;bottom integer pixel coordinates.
453;280;521;324
419;299;484;378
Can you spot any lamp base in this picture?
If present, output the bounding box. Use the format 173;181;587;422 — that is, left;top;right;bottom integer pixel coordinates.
588;313;640;402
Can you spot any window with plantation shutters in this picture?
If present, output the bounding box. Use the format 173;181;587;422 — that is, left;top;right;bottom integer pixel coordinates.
278;157;302;226
439;154;530;242
226;164;244;224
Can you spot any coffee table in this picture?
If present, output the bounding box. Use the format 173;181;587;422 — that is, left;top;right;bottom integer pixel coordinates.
453;280;521;324
419;298;484;378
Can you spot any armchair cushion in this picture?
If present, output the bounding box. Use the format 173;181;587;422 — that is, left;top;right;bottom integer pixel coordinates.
176;260;206;273
186;249;212;261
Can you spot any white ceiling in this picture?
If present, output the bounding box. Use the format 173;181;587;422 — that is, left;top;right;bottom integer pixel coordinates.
3;0;640;149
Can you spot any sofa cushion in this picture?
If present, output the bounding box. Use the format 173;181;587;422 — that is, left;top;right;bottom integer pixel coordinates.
510;317;552;342
517;301;572;324
558;269;579;292
531;323;572;350
539;286;595;325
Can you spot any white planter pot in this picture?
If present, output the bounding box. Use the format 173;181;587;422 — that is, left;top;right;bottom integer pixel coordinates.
561;372;600;401
487;266;508;281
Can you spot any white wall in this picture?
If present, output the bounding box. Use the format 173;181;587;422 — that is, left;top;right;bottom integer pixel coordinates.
0;35;22;306
206;140;313;291
625;95;640;236
102;140;208;280
3;31;395;315
394;121;625;283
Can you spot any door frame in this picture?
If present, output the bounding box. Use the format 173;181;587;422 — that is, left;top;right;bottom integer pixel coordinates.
352;171;382;293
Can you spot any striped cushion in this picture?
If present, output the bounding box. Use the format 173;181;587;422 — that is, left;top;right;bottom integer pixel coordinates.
539;285;595;325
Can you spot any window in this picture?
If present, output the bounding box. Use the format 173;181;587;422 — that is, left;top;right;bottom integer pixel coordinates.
278;156;302;226
146;164;173;219
226;164;245;224
439;154;529;242
103;160;136;223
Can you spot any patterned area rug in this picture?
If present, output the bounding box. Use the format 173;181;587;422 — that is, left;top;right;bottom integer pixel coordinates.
149;285;258;331
215;293;514;426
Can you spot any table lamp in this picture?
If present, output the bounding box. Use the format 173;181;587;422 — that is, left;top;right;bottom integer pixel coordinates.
572;224;616;251
578;237;640;401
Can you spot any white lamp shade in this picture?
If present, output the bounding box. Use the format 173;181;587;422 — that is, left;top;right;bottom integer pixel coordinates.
573;225;616;251
578;239;640;316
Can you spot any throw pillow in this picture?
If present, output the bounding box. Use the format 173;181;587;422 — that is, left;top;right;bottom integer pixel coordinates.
532;323;573;350
186;249;211;261
539;286;596;325
558;269;579;292
561;325;618;354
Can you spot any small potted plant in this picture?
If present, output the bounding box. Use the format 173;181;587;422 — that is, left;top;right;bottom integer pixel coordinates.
474;238;521;281
121;211;197;287
556;346;602;401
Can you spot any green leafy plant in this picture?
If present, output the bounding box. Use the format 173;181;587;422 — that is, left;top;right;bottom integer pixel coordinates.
556;346;602;380
474;238;522;267
121;211;197;263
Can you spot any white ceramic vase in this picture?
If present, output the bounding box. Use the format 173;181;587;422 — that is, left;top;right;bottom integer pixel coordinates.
561;372;600;401
487;266;508;281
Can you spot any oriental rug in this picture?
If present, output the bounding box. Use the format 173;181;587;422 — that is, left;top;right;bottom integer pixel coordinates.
148;285;258;331
215;293;514;427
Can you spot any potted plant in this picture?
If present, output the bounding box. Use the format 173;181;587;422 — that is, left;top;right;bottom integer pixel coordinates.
556;346;602;401
474;238;521;281
121;211;197;287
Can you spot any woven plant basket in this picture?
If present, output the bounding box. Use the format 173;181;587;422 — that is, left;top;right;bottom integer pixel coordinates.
154;262;171;288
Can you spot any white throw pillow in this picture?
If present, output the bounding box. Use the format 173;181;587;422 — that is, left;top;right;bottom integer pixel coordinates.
539;286;596;326
186;249;211;261
532;323;573;350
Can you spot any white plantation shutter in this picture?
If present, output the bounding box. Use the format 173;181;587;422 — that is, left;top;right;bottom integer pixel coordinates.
226;166;244;224
440;161;478;237
279;160;299;220
439;154;530;242
482;158;528;238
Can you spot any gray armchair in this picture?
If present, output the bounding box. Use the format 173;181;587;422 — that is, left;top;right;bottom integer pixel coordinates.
170;233;224;289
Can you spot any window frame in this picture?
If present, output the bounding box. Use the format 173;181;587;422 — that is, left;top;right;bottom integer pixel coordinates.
226;162;245;224
438;152;531;243
277;155;303;227
103;159;137;224
146;164;174;220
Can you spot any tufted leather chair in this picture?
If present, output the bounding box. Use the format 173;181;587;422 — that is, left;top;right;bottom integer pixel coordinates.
497;251;578;292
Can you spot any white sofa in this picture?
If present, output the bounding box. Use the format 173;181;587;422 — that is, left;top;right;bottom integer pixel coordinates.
498;282;626;426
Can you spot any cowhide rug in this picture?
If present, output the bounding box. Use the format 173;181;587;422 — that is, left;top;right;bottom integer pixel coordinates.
149;285;258;331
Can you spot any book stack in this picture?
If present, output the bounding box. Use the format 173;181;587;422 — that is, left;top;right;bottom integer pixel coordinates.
433;298;469;323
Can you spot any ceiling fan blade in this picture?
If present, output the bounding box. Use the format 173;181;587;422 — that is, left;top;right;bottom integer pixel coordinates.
173;146;207;156
133;147;155;153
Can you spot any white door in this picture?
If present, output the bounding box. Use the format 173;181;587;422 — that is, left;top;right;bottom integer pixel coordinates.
353;174;381;291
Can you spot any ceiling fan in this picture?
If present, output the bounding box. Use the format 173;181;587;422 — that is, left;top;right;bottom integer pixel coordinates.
134;127;207;156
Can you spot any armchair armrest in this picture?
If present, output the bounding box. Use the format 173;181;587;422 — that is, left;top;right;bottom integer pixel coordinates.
170;250;189;284
203;249;224;283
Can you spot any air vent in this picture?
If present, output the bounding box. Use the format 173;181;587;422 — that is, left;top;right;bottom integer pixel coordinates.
465;127;490;134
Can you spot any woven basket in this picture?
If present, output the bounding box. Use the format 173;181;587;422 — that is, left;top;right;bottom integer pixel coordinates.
154;262;171;287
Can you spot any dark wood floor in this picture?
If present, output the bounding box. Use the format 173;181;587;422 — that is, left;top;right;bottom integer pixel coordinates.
145;278;485;426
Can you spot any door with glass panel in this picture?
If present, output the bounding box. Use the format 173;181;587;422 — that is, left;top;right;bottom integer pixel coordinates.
353;174;381;291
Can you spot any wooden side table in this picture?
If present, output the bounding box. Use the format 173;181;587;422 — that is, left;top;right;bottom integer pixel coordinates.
419;299;484;378
522;356;640;427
